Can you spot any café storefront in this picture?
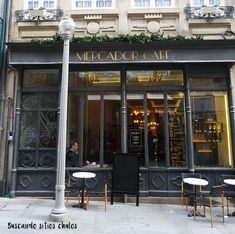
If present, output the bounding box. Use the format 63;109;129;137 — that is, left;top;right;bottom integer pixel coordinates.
8;40;235;197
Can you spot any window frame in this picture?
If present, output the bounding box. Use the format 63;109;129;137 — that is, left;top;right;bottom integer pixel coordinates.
24;0;57;10
131;0;175;8
191;0;224;6
72;0;115;9
190;91;232;168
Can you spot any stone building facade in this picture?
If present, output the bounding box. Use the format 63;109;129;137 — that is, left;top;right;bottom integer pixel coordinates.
1;0;235;197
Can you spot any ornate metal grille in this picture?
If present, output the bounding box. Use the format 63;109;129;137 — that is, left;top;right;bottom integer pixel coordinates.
184;6;234;22
15;9;63;22
19;91;58;168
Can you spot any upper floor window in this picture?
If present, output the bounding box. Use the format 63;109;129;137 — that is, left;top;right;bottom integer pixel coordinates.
155;0;172;6
43;0;55;8
27;0;56;9
133;0;174;7
74;0;113;8
75;0;92;8
134;0;150;7
192;0;223;6
96;0;112;7
28;0;39;9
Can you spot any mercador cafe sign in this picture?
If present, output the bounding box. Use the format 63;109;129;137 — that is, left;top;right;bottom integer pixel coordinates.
76;50;170;62
8;41;235;65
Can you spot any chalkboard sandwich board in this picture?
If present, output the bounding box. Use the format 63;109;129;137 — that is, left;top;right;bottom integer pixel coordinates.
111;153;140;206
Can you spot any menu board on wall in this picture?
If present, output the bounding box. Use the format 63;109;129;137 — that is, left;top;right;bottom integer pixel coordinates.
130;130;142;148
169;113;186;167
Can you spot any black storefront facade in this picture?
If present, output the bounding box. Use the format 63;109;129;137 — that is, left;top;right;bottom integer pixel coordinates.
8;40;235;197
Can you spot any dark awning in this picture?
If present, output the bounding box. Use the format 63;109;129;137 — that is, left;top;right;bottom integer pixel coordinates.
7;40;235;65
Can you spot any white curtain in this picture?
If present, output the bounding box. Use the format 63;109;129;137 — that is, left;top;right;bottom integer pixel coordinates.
193;0;204;6
155;0;171;6
209;0;221;5
43;0;55;8
76;0;92;8
96;0;112;7
134;0;150;7
28;0;39;9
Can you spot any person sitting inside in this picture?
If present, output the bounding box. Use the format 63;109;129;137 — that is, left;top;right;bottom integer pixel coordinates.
66;142;79;167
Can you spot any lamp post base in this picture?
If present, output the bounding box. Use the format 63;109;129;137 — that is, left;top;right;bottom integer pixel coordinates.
49;208;68;222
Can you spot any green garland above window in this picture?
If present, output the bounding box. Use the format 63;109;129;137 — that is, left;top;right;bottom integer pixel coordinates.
31;32;203;44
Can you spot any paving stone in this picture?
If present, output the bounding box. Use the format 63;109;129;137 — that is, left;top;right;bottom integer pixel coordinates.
2;203;31;211
0;198;235;234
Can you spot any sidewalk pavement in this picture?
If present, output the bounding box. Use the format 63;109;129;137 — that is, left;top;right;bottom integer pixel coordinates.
0;197;235;234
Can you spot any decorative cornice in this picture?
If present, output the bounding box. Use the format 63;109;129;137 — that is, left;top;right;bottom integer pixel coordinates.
84;14;102;20
144;13;162;19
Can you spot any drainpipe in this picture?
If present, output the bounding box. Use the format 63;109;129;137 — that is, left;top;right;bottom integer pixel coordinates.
9;69;22;198
0;0;11;131
2;97;13;196
2;65;16;197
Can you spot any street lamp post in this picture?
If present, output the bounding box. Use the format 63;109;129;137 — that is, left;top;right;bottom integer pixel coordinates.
49;12;75;222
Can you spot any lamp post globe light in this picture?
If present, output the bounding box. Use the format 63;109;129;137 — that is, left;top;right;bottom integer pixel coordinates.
49;12;75;222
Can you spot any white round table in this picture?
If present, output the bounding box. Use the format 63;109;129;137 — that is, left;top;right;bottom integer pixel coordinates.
224;179;235;186
73;172;96;179
183;178;208;186
183;177;208;217
72;172;96;209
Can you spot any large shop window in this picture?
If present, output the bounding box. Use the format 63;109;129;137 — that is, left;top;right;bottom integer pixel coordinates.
19;70;59;168
69;71;120;87
68;92;121;166
127;70;183;86
189;66;227;89
191;92;232;168
68;69;186;168
68;71;121;167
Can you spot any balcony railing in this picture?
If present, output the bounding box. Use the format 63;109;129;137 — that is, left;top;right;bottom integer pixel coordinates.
15;9;63;22
184;6;234;22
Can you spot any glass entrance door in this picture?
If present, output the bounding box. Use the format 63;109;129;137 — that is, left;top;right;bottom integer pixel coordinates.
127;92;186;168
127;92;166;167
127;93;145;164
147;93;165;167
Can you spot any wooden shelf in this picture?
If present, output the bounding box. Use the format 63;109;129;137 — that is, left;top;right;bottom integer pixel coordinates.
198;150;212;153
193;139;207;143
